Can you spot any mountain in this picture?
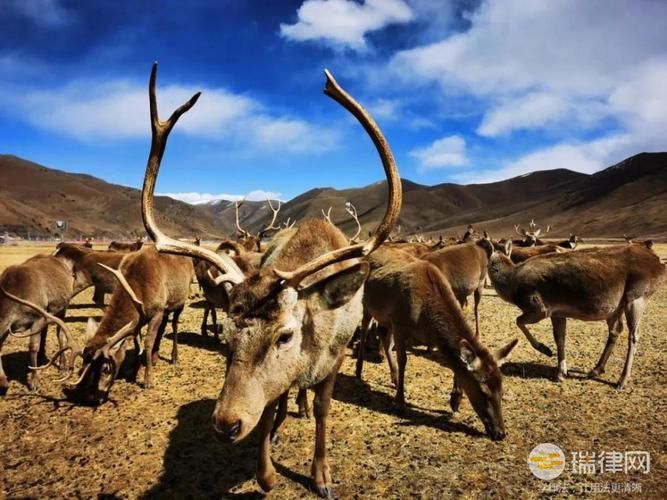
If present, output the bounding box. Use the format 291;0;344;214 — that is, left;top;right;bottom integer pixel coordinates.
1;152;665;240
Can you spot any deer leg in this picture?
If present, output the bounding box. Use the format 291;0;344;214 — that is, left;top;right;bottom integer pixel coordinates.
0;332;9;395
474;286;482;338
311;357;343;498
171;307;182;365
151;313;170;366
450;375;462;413
210;306;219;340
270;391;289;444
516;308;552;357
53;309;69;370
617;298;646;390
589;314;623;378
200;303;209;337
27;318;47;391
296;388;310;419
355;313;371;379
551;317;568;382
92;287;105;309
256;400;278;492
37;322;49;367
381;326;398;387
143;313;164;390
394;333;408;409
131;325;142;383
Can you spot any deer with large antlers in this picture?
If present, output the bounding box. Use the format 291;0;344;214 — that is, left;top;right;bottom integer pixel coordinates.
488;242;666;388
0;255;79;394
513;219;550;247
139;63;400;496
321;202;362;243
362;246;518;438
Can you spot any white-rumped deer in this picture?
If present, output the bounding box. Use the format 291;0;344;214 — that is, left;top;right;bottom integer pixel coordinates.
488;242;666;389
138;63;400;497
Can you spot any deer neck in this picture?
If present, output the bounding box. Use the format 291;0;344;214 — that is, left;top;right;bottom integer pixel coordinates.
487;255;516;300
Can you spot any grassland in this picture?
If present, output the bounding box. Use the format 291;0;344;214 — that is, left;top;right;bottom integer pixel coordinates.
0;244;665;498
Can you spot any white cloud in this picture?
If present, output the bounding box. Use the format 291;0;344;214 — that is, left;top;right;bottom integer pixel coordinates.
410;135;467;170
367;98;401;121
160;190;282;205
386;0;667;178
8;0;72;27
0;78;339;154
280;0;413;51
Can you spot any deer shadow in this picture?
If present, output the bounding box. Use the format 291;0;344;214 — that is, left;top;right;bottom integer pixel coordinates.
140;399;267;499
2;350;30;388
501;361;555;380
333;373;484;438
164;331;226;354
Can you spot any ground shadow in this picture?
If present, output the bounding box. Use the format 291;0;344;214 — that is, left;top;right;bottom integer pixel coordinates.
333;373;484;438
65;315;102;323
66;303;98;310
566;368;617;388
501;361;555;380
164;331;225;354
141;399;265;499
187;299;208;309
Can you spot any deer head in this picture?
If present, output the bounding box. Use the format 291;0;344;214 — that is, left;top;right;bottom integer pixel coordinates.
139;64;401;442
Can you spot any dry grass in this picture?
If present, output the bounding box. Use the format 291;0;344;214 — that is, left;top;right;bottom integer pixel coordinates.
1;244;665;498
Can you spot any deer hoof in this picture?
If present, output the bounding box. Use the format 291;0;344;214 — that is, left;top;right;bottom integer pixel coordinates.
555;371;567;383
449;391;462;413
313;486;332;498
537;344;553;357
588;367;603;378
257;471;277;492
0;378;9;396
270;432;280;445
615;381;626;391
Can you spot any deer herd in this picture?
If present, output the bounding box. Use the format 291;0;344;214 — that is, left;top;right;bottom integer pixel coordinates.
0;64;665;497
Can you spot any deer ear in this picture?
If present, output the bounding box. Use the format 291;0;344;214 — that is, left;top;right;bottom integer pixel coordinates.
86;318;98;340
493;338;519;367
459;339;482;372
304;261;370;311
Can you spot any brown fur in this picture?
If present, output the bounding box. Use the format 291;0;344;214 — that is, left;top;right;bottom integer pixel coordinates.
108;239;144;252
362;246;517;439
510;244;564;264
54;243;125;307
0;255;75;394
64;247;194;405
488;244;666;388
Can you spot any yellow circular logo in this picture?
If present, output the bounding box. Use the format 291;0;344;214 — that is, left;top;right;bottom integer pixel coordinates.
528;443;565;480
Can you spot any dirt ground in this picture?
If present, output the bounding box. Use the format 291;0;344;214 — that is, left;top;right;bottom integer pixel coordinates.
1;243;665;498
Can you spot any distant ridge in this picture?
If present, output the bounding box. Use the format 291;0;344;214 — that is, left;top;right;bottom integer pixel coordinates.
0;152;665;240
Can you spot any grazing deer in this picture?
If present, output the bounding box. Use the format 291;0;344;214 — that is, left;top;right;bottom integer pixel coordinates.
108;238;144;252
139;63;400;496
557;233;580;249
487;242;666;388
54;242;125;307
363;247;518;439
513;219;550;247
0;255;78;394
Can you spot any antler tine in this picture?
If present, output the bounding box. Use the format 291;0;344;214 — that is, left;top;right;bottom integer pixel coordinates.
264;198;282;232
235;200;251;238
322;207;333;225
0;286;81;366
274;69;402;286
514;224;522;236
140;62;244;285
344;202;362;243
98;263;144;312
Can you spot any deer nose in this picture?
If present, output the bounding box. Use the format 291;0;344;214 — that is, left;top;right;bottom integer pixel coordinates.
212;415;242;442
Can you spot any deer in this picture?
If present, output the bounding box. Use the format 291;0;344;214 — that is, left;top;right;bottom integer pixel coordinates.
84;238;93;248
54;242;125;308
459;224;476;243
362;246;518;438
0;254;79;394
513;219;550;247
487;242;666;389
21;246;196;405
509;241;565;264
137;63;401;497
557;233;580;249
108;237;144;252
234;198;283;253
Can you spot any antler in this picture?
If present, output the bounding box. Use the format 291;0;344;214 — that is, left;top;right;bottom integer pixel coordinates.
274;70;402;287
98;263;144;312
514;224;526;236
140;62;245;285
235;200;251;239
264;199;282;232
0;286;82;376
344;202;362;243
322;207;333;225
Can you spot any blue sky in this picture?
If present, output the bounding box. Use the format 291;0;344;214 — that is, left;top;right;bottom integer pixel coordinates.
1;0;666;203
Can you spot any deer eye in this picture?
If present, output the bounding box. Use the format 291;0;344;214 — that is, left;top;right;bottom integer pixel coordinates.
276;331;293;346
